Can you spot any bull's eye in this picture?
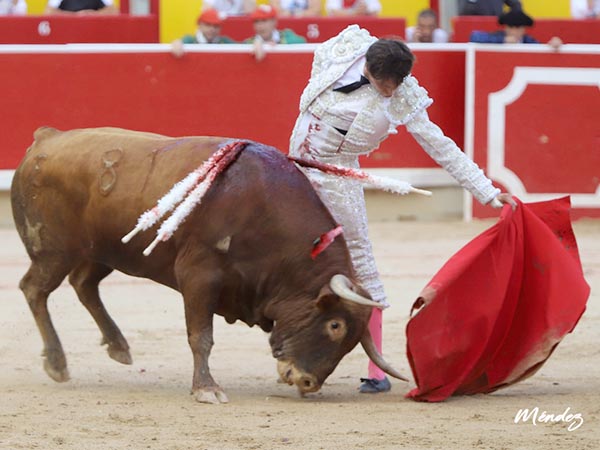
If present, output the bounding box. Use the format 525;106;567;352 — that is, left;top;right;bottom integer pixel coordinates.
325;318;347;342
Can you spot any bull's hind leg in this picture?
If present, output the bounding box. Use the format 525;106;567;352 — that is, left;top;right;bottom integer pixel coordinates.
20;260;72;382
68;261;132;365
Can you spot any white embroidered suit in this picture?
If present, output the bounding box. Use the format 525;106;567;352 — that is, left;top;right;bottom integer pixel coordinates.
289;25;499;304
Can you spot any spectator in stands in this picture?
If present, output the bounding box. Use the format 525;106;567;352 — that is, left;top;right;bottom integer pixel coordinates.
0;0;27;15
571;0;600;18
270;0;321;17
326;0;381;16
458;0;521;16
406;9;449;43
171;9;235;57
470;9;563;49
245;5;306;61
203;0;256;16
45;0;117;14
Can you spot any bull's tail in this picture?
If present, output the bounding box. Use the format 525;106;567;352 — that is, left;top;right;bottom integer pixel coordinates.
287;156;432;197
122;141;248;255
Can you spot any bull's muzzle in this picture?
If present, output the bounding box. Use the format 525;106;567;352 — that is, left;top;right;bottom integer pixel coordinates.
277;360;320;395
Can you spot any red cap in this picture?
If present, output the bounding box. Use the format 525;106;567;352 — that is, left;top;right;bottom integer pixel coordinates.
198;8;224;26
251;4;277;21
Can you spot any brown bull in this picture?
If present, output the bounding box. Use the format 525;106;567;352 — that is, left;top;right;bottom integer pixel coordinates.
11;127;405;404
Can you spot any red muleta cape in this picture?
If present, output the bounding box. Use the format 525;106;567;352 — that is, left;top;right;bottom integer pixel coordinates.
406;196;590;402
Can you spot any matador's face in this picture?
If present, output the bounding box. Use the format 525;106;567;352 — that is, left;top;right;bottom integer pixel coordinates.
363;66;400;98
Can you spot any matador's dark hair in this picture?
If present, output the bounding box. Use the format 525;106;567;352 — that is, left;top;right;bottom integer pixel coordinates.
365;38;415;86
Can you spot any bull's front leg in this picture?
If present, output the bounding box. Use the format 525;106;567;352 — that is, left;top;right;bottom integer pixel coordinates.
185;311;228;404
177;257;228;404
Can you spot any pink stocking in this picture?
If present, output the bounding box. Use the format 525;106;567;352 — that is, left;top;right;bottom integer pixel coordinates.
367;308;386;380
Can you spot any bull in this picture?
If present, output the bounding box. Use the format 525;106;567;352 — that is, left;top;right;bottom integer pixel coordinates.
11;127;406;404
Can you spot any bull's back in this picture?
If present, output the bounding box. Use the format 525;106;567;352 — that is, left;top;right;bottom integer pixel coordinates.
11;127;228;262
11;127;345;288
14;127;224;192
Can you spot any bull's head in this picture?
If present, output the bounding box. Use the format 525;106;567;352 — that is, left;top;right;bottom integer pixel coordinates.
268;274;408;395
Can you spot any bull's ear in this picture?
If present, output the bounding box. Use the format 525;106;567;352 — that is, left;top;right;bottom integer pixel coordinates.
316;284;340;311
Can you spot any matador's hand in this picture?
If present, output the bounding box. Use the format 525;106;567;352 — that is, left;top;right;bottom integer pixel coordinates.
490;193;517;209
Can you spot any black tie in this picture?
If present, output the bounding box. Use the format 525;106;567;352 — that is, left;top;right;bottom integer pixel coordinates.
333;75;370;94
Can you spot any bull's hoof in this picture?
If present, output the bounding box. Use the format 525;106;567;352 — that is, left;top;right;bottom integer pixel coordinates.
101;337;132;365
43;359;70;383
192;388;229;404
107;346;133;365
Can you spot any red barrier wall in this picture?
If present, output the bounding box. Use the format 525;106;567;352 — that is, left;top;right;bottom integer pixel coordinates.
0;15;159;44
219;17;406;43
3;44;597;219
452;17;600;44
468;47;600;219
0;45;463;172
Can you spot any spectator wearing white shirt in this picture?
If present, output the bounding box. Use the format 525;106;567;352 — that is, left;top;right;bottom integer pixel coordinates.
406;9;449;43
571;0;600;18
326;0;381;16
0;0;27;15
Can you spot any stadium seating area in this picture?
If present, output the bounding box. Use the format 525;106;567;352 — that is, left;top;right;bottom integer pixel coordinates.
1;0;597;44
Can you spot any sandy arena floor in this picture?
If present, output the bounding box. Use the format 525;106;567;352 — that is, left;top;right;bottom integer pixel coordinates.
0;219;598;450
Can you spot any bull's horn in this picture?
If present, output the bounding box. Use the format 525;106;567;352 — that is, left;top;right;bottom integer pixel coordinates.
361;331;409;382
330;274;385;309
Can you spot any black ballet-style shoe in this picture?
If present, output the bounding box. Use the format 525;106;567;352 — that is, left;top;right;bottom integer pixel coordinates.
359;377;391;393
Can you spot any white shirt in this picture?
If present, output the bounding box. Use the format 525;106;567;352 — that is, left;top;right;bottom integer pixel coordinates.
195;31;210;44
325;0;381;14
203;0;247;16
253;30;281;44
0;0;27;14
405;26;449;43
47;0;112;7
570;0;600;17
324;57;373;130
332;56;366;91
